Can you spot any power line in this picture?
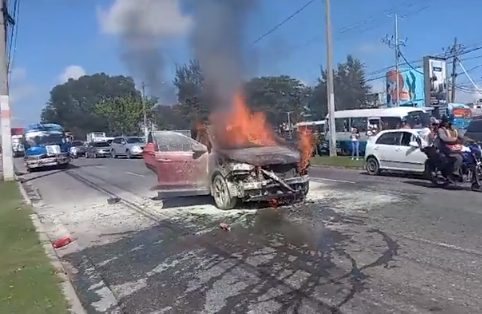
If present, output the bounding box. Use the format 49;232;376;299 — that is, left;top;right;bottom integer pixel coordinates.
252;0;317;44
7;0;19;72
399;50;423;74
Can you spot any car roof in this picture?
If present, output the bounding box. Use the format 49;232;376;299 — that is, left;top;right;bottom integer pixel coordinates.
376;128;424;136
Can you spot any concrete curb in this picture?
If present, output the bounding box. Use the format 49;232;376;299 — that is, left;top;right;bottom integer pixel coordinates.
16;179;87;314
311;164;365;171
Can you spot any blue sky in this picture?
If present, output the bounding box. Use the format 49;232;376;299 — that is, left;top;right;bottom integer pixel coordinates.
10;0;482;126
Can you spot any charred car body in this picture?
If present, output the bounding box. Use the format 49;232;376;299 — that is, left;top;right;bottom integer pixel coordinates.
143;129;310;210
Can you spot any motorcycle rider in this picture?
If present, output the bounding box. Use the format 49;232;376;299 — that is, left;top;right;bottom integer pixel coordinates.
436;115;464;179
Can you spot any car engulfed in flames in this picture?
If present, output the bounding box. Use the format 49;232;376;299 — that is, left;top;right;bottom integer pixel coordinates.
143;93;313;210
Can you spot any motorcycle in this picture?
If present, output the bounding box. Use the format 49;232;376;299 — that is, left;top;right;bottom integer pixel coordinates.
420;139;482;191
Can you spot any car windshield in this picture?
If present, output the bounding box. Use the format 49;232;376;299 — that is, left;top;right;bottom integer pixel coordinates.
27;133;64;146
126;137;144;144
93;142;110;147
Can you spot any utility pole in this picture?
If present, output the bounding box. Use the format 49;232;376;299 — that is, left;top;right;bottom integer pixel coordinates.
325;0;336;157
382;13;406;107
0;0;14;181
447;37;463;103
141;82;148;140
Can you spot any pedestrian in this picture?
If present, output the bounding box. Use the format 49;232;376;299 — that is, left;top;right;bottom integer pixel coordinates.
350;127;360;160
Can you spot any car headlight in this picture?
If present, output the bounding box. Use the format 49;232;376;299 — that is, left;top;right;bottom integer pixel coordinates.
70;147;77;153
131;146;142;153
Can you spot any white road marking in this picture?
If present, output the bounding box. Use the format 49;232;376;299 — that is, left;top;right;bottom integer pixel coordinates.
125;171;145;178
311;177;356;184
401;234;482;257
95;166;106;169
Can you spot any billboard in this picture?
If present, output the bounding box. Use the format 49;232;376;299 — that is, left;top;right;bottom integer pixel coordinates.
423;56;448;109
386;67;425;107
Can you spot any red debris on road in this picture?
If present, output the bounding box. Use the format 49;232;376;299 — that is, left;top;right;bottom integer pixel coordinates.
52;236;73;249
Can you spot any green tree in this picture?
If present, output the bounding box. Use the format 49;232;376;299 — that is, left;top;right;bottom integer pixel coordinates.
173;60;208;126
309;55;371;119
41;73;140;137
243;76;312;126
94;96;154;135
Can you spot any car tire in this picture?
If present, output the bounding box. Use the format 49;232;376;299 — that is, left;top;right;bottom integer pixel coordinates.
111;150;117;159
211;173;237;210
126;150;132;159
365;156;380;175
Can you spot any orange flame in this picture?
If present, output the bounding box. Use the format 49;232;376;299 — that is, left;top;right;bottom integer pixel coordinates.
212;92;277;148
298;127;314;173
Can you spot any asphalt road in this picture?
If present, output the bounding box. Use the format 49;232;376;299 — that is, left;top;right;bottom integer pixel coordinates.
15;156;482;314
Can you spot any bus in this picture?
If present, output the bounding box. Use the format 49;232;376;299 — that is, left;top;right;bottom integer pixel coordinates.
294;120;325;134
323;107;433;155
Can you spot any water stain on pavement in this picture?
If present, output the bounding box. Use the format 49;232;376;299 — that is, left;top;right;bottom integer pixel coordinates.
62;201;400;313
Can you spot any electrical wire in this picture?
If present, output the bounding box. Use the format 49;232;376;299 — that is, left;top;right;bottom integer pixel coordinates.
7;0;19;73
399;50;423;74
252;0;317;44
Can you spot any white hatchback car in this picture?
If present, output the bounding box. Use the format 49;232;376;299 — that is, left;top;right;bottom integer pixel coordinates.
365;129;429;175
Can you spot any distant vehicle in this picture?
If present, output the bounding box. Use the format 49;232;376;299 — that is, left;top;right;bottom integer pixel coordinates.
324;107;432;155
70;140;86;158
86;141;111;158
11;128;25;157
295;120;325;133
447;103;472;135
110;136;145;159
464;116;482;143
364;128;429;175
23;123;71;171
86;132;107;143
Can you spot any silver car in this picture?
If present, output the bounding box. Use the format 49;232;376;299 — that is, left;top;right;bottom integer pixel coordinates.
86;141;111;158
111;136;145;159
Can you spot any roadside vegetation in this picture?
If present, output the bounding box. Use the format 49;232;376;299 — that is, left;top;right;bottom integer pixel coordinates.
0;182;68;314
311;156;364;168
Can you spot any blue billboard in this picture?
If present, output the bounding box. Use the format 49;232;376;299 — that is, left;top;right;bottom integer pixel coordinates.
386;67;425;108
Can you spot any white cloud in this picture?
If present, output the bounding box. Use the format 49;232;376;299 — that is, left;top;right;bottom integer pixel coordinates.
59;65;86;83
97;0;192;38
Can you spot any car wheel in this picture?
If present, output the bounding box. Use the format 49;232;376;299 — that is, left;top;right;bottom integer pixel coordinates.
211;173;237;210
111;150;117;159
126;150;132;159
365;156;380;175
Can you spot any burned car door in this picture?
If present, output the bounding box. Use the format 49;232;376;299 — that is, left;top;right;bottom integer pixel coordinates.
143;131;210;197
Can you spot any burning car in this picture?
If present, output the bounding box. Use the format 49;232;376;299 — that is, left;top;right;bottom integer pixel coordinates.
144;93;313;210
143;129;310;210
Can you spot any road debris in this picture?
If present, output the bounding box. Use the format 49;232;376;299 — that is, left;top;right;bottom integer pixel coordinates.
219;222;231;231
107;197;121;204
52;235;73;249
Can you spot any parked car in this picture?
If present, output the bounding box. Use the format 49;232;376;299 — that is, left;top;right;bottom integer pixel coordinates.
111;136;145;159
86;141;111;158
70;140;86;158
464;117;482;143
364;129;429;175
143;130;309;210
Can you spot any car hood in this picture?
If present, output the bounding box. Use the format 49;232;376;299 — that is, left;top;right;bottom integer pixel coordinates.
126;143;145;149
216;145;300;166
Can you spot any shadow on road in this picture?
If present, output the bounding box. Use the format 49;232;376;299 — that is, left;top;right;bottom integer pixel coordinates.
61;204;399;313
403;180;469;191
150;195;214;209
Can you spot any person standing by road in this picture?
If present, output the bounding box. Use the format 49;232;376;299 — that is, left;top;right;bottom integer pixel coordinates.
351;127;360;160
